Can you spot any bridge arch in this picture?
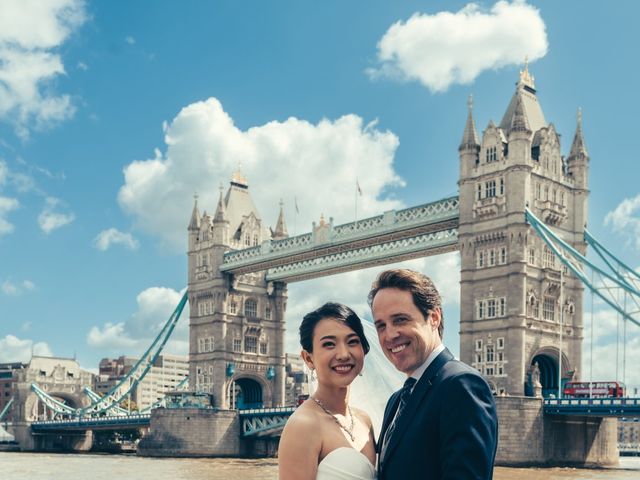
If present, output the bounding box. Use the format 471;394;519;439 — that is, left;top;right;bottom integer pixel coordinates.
227;375;269;409
528;347;572;398
23;390;87;421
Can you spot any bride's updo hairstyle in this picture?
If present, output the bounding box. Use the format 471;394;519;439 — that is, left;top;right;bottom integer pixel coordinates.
299;302;370;354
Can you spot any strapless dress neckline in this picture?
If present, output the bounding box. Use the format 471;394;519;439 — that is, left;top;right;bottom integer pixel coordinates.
316;446;376;479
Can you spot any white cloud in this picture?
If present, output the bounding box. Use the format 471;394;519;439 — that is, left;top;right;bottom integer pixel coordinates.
38;196;75;234
87;322;137;350
368;0;548;92
284;252;461;353
94;228;139;251
125;36;136;45
118;97;403;252
0;334;52;362
87;287;189;356
0;0;86;136
77;61;88;71
605;194;640;250
1;279;35;296
0;159;7;185
0;195;19;236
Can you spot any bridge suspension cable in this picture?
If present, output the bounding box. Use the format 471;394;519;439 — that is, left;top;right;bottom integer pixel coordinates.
31;290;189;418
525;209;640;329
139;375;189;414
0;397;14;422
82;386;129;416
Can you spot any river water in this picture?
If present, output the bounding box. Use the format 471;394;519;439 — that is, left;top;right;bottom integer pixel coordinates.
1;452;639;479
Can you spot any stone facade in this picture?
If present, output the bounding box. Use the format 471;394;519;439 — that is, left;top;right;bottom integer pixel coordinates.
458;66;589;396
11;356;93;422
138;408;241;457
187;171;287;409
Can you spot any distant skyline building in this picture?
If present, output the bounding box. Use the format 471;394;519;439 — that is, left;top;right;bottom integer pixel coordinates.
0;362;26;423
95;354;188;411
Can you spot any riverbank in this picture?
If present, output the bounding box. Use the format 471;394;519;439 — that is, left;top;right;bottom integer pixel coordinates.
1;452;639;480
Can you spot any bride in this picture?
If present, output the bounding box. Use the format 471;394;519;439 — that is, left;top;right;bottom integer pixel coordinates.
278;302;377;480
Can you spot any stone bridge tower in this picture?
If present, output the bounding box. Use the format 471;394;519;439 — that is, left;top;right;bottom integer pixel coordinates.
458;65;589;396
187;170;287;409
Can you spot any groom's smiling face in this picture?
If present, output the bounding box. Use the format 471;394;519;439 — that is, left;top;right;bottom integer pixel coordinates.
372;287;442;375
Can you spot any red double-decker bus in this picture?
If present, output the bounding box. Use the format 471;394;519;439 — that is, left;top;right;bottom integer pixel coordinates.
563;381;626;398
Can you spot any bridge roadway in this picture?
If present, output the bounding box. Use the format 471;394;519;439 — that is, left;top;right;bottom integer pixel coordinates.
219;196;459;282
30;397;640;437
31;414;151;433
544;397;640;416
30;407;297;437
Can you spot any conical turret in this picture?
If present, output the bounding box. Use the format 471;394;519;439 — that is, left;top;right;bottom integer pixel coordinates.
509;92;531;134
213;184;227;223
188;194;201;231
459;95;481;177
569;108;588;159
566;108;589;190
272;200;288;239
459;95;480;151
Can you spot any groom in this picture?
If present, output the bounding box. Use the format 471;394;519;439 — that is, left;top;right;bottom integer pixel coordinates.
369;269;498;480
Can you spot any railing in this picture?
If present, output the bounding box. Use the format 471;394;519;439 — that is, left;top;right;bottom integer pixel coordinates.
31;414;151;431
239;406;296;436
238;406;296;416
222;196;459;272
543;397;640;415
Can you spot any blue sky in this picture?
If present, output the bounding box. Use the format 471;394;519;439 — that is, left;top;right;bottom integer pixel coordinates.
0;1;639;389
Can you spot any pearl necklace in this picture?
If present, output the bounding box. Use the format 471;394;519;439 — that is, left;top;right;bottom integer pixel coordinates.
311;396;355;442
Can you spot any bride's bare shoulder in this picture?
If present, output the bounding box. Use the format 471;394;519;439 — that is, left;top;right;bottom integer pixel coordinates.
282;401;323;433
279;401;323;459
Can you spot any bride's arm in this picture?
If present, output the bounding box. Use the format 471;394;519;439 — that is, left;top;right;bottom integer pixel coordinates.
278;411;322;480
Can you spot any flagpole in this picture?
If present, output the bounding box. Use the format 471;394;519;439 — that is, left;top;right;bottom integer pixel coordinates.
355;182;358;228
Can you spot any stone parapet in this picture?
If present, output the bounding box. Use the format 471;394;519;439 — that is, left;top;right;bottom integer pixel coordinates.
494;396;619;467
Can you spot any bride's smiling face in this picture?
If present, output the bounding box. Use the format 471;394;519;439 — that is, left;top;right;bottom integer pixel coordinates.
305;318;365;387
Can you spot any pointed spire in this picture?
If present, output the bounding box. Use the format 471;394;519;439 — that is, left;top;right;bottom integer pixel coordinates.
518;56;536;90
231;161;248;188
459;94;480;151
213;183;227;223
569;107;588;158
509;92;531;133
188;193;201;230
272;199;288;239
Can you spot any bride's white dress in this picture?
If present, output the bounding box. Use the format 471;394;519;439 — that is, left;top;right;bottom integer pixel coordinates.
316;447;376;479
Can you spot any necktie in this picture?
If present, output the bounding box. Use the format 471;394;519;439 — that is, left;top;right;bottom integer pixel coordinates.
381;377;417;461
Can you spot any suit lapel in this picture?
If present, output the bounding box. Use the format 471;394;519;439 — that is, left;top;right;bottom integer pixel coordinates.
379;391;401;451
377;390;401;472
381;348;454;468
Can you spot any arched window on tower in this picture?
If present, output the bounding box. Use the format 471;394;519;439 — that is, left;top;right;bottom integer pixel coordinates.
543;247;556;268
543;297;555;321
245;299;258;319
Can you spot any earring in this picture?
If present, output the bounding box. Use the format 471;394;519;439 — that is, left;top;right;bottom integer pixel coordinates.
310;368;317;381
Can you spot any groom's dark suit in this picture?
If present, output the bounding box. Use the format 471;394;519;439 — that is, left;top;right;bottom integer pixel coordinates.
378;348;498;480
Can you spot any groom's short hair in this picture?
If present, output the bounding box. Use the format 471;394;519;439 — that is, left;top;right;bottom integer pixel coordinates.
368;268;444;339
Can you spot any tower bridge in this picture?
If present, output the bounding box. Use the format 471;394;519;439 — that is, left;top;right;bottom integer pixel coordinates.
7;66;640;465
